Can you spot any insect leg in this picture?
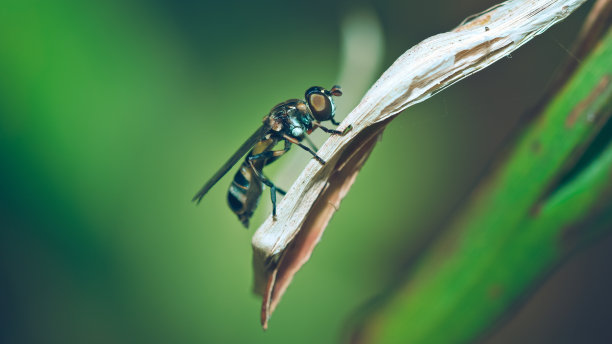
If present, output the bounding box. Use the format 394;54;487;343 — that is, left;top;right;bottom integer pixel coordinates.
282;134;326;165
248;140;291;162
247;141;291;165
313;122;353;136
303;135;318;152
270;183;278;219
247;159;283;219
247;141;291;219
261;171;287;195
248;143;291;191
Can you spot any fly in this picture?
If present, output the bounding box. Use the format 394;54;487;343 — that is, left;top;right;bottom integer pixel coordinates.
193;85;351;227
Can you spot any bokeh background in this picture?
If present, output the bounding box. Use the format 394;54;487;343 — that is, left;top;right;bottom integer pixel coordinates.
2;0;611;343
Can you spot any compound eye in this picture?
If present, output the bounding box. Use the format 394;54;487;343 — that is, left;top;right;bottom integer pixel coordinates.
309;93;328;113
308;93;332;121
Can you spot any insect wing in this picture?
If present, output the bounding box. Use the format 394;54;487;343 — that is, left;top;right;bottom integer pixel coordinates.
193;124;270;203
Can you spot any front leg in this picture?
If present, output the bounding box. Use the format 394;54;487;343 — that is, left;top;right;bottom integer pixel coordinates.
282;134;326;165
303;135;318;152
312;122;353;136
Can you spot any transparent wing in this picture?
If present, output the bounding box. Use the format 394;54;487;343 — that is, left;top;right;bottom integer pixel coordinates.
192;124;270;203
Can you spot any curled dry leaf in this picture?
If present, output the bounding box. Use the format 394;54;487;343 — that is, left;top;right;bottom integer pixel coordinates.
251;0;588;329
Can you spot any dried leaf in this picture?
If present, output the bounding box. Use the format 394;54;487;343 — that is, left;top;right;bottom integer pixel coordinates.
251;0;588;329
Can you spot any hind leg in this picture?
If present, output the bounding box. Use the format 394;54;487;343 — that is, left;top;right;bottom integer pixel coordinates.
247;161;284;220
247;143;290;219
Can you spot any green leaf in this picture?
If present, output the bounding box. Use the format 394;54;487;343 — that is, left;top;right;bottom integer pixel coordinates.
357;25;612;344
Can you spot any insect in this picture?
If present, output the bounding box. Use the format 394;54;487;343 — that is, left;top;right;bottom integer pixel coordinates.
193;85;351;227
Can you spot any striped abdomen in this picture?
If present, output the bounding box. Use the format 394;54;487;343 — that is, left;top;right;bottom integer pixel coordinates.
227;162;262;228
227;138;275;227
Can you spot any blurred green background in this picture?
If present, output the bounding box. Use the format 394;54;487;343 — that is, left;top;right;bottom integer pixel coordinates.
1;0;610;343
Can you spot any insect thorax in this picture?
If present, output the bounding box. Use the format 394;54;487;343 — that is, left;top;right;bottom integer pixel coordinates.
266;99;313;140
